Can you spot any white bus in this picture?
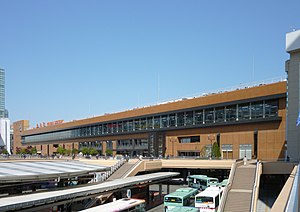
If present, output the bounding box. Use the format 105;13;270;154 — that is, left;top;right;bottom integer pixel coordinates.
194;187;224;212
80;198;146;212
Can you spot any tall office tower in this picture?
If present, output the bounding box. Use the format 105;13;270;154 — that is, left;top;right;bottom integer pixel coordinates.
0;118;10;154
286;30;300;161
0;69;6;118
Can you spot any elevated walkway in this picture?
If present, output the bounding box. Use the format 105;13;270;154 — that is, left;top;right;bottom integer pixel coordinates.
223;161;257;212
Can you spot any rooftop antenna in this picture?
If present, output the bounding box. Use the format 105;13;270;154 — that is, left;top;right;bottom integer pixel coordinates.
157;73;160;104
252;55;255;82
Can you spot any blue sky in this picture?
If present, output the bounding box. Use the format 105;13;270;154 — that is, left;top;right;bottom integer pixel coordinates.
0;0;299;126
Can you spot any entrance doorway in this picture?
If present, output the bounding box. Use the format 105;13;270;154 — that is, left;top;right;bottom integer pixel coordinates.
239;144;252;159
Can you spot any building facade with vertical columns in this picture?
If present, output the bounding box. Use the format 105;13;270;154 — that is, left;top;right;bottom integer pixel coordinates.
14;81;287;160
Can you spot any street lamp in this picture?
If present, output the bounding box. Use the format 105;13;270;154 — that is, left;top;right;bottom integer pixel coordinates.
208;134;215;159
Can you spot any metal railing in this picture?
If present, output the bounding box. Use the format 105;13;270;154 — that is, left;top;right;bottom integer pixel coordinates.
120;159;142;178
250;160;261;212
95;159;126;182
285;164;300;211
218;159;240;212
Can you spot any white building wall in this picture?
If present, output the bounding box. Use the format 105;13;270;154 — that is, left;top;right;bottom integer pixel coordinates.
0;118;10;154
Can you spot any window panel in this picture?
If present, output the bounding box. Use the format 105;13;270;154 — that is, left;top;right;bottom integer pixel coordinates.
185;111;193;126
226;105;237;122
205;108;214;124
215;107;225;123
195;110;203;125
169;114;176;127
177;112;184;126
238;103;250;120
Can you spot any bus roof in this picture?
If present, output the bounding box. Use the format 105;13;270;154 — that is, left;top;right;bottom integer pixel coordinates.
195;187;224;198
168;206;199;212
165;187;198;199
80;198;145;212
188;175;207;179
188;175;218;180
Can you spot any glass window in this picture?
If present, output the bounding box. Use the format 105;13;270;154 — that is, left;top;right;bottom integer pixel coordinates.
108;123;113;133
238;103;250;120
185;111;193;126
226;105;237;122
103;124;108;134
99;125;103;134
117;122;122;133
251;101;263;119
265;99;278;118
205;108;214;124
161;115;168;128
134;119;140;131
195;110;203;125
123;121;128;132
128;121;133;131
140;118;147;130
154;116;160;129
87;126;91;136
215;107;225;123
112;122;117;133
147;117;153;129
169;114;176;127
177;112;184;126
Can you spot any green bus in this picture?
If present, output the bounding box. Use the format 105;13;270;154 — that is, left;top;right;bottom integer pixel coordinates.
187;175;219;190
164;187;198;211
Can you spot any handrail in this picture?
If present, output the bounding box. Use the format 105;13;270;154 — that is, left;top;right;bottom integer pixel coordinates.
250;160;260;212
218;160;238;212
285;164;300;211
121;159;142;178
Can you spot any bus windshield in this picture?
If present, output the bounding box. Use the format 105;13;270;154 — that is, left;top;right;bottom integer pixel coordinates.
196;196;213;203
164;197;182;203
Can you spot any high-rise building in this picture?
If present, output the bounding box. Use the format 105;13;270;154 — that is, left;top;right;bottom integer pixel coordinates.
0;69;6;118
0;118;11;154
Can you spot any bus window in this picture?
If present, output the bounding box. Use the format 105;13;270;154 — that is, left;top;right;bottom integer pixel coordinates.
196;196;213;204
164;197;182;203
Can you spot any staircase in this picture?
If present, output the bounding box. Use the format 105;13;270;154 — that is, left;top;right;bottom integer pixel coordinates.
223;163;256;212
107;159;140;180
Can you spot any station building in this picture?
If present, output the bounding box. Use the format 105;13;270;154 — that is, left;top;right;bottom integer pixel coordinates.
13;80;286;161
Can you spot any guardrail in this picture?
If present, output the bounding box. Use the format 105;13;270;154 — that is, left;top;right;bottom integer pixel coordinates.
95;159;126;182
121;159;142;178
285;164;300;211
218;159;239;212
250;160;261;212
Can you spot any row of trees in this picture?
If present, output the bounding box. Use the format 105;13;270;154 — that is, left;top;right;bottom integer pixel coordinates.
16;146;37;155
56;147;79;156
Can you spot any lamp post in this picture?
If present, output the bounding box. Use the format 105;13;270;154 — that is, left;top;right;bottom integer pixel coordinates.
208;134;215;159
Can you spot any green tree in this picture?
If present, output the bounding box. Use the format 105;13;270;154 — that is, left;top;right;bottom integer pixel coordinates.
1;149;8;154
57;146;66;155
65;149;72;156
81;147;89;155
72;148;79;155
89;148;98;156
16;147;22;154
30;147;37;155
105;149;113;156
212;142;221;158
